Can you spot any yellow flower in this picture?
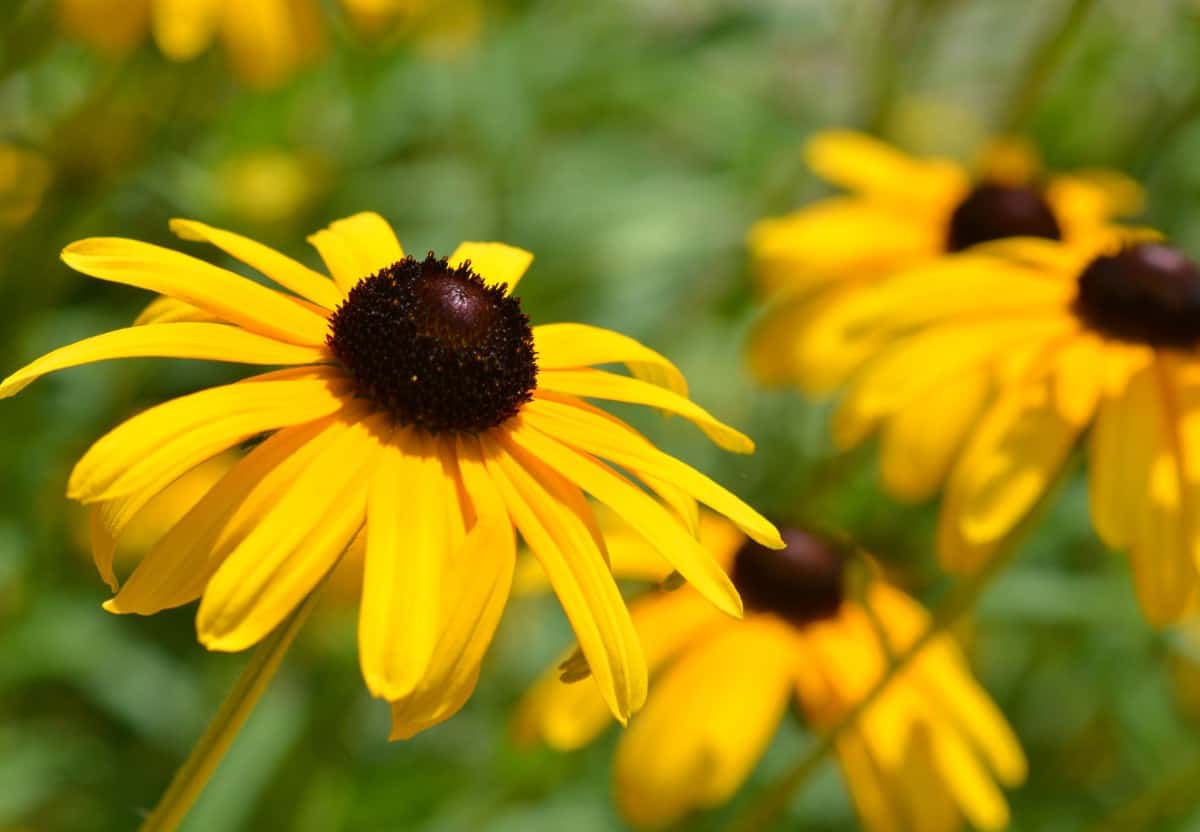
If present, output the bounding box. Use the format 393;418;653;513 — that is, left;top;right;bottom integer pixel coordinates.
517;515;1025;830
0;145;52;228
3;212;781;737
748;130;1140;393
819;230;1200;624
57;0;323;88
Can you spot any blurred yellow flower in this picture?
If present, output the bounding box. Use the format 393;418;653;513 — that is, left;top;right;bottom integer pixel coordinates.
340;0;482;54
748;130;1141;393
517;515;1025;830
0;145;52;228
58;0;323;88
2;212;780;737
819;230;1200;625
215;150;325;226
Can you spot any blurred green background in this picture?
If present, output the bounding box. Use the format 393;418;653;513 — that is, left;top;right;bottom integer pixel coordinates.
5;0;1200;829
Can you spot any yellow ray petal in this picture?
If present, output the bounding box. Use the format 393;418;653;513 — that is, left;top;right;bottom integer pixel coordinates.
1089;374;1149;551
834;729;906;832
388;436;517;739
359;427;450;700
196;414;380;650
515;589;722;750
535;368;753;453
504;420;742;618
483;435;646;724
879;372;990;503
61;238;330;346
69;367;348;503
523;396;781;548
134;297;219;325
949;380;1081;549
170;218;343;309
219;0;315;89
106;415;346;615
151;0;221;61
0;323;329;400
804;129;967;203
533;323;687;395
920;705;1012;830
307;212;404;294
449;242;533;294
614;619;793;828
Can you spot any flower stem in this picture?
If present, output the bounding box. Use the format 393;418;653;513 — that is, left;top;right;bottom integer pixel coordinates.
138;595;319;832
999;0;1097;132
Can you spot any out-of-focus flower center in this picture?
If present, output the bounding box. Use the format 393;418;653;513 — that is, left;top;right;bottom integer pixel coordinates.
1073;243;1200;349
327;253;537;434
730;527;845;628
945;182;1062;252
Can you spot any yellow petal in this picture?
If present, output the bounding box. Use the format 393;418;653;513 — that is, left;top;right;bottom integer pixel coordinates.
170;218;342;309
219;0;316;89
449;242;533;294
504;419;742;618
134;297;219;325
0;323;329;400
804;129;967;203
359;427;450;700
307;212;404;293
69;367;348;503
60;238;330;346
196;413;379;650
515;589;722;750
106;415;347;615
525;396;780;548
534;323;687;395
536;368;754;453
150;0;221;61
483;434;647;724
389;436;517;739
834;729;905;832
614;619;793;828
879;372;990;503
949;381;1080;548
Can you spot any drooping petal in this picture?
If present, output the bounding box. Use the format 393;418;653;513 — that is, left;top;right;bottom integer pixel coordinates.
804;130;968;204
69;367;348;503
388;435;517;739
170;218;342;309
106;415;347;615
60;238;330;345
834;729;905;832
307;212;404;294
946;379;1081;552
482;434;646;724
359;427;451;700
0;323;329;400
449;242;533;294
536;368;753;453
533;323;687;395
196;413;381;650
879;372;990;503
515;588;723;750
522;396;781;548
504;419;742;618
613;618;793;828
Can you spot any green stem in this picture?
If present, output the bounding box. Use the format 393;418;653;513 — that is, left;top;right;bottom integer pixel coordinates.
728;539;1021;832
999;0;1097;133
138;595;319;832
862;0;912;134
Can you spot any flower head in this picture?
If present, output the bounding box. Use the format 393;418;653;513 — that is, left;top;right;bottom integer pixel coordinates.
748;130;1140;393
516;515;1026;830
821;230;1200;624
4;212;781;736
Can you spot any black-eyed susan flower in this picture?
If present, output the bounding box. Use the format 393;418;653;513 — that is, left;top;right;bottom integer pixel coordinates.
517;514;1025;830
748;129;1140;394
823;231;1200;624
3;212;782;736
57;0;323;88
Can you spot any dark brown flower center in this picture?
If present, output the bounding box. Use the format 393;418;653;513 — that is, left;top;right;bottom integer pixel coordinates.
730;528;845;628
946;182;1062;252
1073;243;1200;349
327;253;537;434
